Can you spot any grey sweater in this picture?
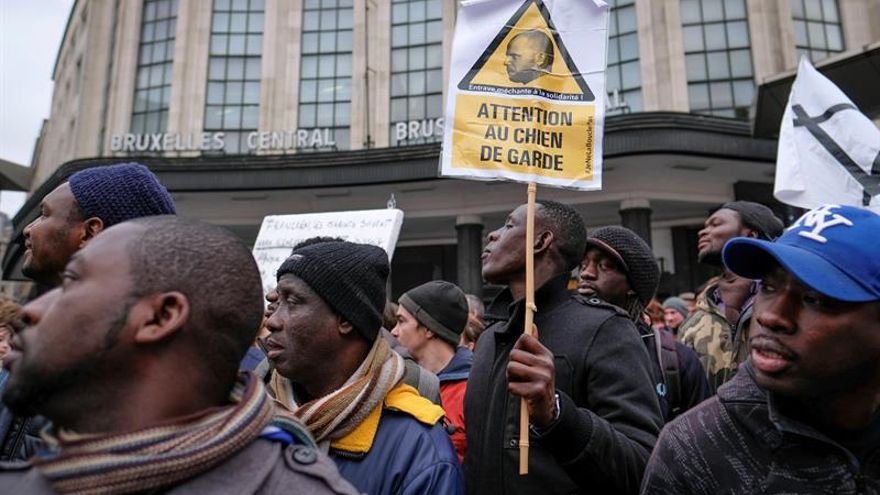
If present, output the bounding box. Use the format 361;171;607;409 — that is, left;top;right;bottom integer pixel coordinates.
0;438;359;495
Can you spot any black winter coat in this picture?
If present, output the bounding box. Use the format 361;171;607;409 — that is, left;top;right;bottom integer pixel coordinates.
463;275;664;495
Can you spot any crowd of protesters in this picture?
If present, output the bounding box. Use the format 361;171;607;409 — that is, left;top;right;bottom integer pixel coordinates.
0;161;877;494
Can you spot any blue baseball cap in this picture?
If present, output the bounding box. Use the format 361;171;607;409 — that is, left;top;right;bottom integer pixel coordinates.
722;205;880;302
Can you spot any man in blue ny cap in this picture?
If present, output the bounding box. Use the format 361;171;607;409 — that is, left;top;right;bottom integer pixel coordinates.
641;204;880;494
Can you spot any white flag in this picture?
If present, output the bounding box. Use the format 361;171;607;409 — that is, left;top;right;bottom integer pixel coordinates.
775;57;880;213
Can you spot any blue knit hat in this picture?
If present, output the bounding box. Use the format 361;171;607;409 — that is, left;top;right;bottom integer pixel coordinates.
68;163;176;227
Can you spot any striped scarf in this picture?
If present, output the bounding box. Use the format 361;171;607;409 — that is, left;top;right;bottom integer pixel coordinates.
34;373;274;495
270;336;404;443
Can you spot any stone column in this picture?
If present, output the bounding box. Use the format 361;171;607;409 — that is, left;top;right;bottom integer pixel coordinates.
747;0;798;78
168;0;212;153
456;215;484;297
637;0;689;112
840;0;880;49
619;199;652;246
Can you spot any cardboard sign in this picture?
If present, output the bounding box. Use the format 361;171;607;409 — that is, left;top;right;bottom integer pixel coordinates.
441;0;608;190
252;209;405;295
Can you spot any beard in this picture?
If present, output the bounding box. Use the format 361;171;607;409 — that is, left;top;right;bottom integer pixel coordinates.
2;299;132;419
697;249;723;266
2;358;105;417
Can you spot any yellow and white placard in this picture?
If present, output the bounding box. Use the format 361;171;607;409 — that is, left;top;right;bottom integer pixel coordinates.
440;0;608;190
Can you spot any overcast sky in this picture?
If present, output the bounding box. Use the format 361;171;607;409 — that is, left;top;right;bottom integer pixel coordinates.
0;0;74;218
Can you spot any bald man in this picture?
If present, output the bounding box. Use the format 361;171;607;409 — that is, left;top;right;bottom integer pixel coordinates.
505;30;554;84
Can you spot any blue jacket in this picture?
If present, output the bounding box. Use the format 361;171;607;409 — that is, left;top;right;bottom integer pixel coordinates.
437;347;473;383
0;369;11;443
333;410;463;495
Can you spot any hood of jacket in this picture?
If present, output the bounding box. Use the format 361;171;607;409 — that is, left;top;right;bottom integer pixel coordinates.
437;346;473;383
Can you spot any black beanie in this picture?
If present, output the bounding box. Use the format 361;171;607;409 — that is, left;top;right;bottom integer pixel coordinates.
585;226;659;306
276;241;388;342
720;201;784;241
399;281;469;347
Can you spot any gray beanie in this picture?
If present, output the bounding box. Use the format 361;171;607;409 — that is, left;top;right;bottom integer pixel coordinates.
662;297;689;319
399;281;469;347
720;201;784;241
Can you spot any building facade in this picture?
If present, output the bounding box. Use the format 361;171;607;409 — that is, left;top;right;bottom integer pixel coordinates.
7;0;880;298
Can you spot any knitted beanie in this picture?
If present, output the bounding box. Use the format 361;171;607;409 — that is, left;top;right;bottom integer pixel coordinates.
276;241;389;342
68;163;176;227
399;281;469;347
720;201;784;241
585;226;659;306
662;297;689;319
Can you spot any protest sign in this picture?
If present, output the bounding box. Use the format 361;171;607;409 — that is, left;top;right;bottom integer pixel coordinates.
440;0;608;190
441;0;609;474
252;209;405;295
776;57;880;213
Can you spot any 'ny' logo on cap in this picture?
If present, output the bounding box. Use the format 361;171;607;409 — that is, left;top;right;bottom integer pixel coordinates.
789;205;853;243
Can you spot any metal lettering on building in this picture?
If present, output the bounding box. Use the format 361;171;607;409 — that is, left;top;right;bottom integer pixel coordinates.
393;118;445;142
110;129;336;153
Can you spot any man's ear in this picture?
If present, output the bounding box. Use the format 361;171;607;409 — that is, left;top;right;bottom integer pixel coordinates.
534;53;548;68
534;229;554;255
79;217;105;247
133;292;190;344
337;318;355;336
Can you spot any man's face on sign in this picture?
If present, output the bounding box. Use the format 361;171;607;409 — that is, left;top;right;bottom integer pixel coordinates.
505;31;552;84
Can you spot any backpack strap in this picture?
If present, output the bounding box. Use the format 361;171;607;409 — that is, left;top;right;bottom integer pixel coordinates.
402;358;442;405
654;328;682;417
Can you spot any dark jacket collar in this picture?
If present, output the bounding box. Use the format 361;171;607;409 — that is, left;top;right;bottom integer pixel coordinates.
437;346;473;382
484;273;573;328
718;362;863;462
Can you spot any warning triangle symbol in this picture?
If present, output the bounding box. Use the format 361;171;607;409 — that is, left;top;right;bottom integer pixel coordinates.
457;0;595;102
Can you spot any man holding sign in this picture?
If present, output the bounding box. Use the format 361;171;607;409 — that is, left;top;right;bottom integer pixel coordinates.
463;200;663;494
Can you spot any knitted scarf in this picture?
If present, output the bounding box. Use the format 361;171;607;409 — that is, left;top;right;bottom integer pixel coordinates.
270;336;404;444
33;373;274;495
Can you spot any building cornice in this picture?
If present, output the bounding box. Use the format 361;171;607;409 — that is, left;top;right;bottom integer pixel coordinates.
4;111;777;279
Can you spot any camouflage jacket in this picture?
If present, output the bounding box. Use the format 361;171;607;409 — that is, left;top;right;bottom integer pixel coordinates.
679;283;749;394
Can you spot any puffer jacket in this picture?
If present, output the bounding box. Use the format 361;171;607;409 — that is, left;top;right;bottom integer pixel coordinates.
331;383;464;495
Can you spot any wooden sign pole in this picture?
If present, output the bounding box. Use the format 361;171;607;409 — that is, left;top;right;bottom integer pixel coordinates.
519;181;538;475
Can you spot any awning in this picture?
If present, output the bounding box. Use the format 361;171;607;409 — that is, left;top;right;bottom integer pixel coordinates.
0;158;32;191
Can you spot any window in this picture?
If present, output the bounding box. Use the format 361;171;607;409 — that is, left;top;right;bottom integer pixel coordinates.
131;0;178;135
790;0;844;62
389;0;443;146
204;0;265;154
607;0;641;115
681;0;754;119
298;0;353;151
